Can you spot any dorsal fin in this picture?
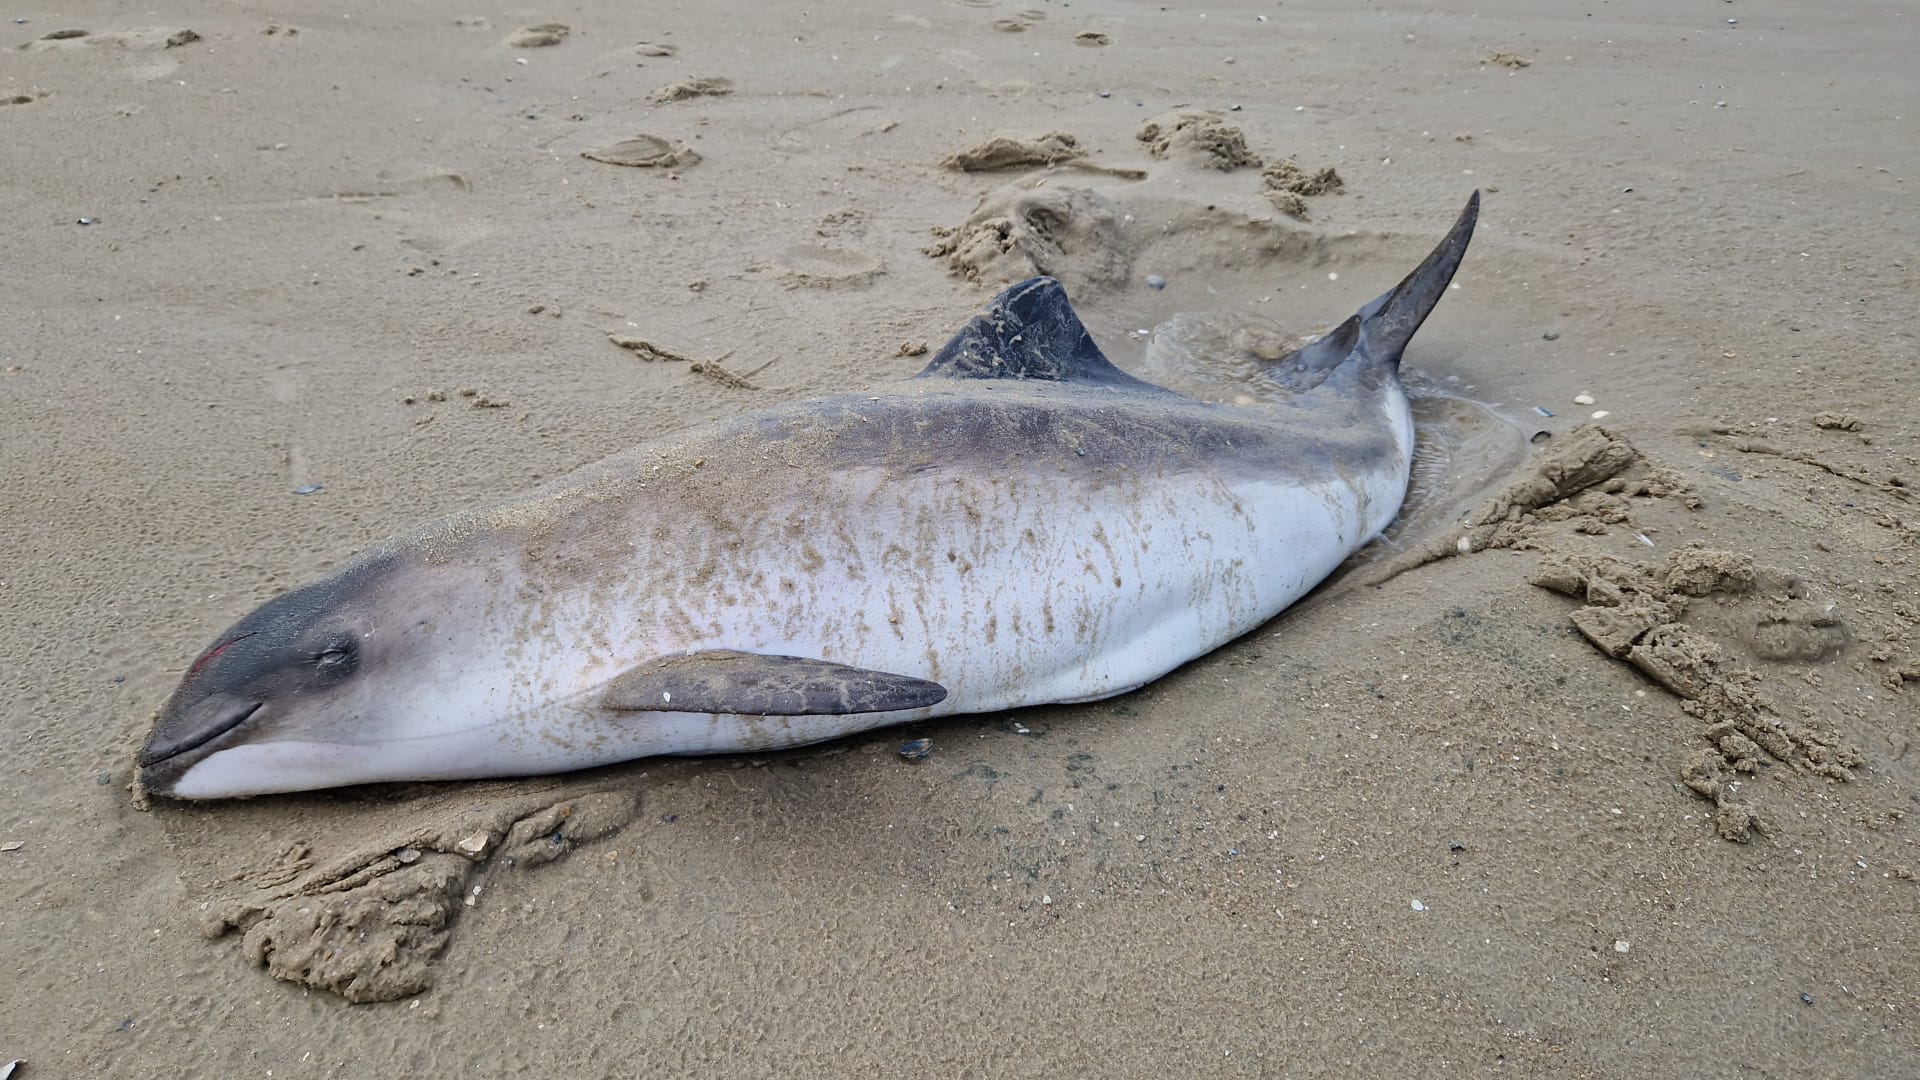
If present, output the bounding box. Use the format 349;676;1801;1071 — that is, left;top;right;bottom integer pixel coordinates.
916;277;1155;388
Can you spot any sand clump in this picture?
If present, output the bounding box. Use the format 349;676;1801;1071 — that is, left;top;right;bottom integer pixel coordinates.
1534;550;1863;841
1358;425;1865;841
649;76;735;104
942;132;1087;172
203;790;638;1002
1262;159;1345;218
505;23;570;48
1136;109;1262;170
924;183;1133;289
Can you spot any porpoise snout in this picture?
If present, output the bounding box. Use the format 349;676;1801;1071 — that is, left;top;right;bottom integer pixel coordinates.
138;692;261;770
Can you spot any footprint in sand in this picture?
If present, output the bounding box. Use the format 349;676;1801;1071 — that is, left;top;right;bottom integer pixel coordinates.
773;105;900;154
581;134;700;168
765;245;884;289
19;26;201;51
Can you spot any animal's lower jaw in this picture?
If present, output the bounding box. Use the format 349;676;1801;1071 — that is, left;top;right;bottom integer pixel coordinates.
164;740;394;799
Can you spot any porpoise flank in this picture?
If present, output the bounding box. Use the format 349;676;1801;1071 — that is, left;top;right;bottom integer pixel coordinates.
139;193;1480;799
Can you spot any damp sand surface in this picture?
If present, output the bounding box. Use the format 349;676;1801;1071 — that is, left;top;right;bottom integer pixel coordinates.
3;1;1919;1076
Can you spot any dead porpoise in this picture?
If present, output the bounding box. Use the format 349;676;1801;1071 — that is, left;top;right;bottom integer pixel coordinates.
138;193;1480;799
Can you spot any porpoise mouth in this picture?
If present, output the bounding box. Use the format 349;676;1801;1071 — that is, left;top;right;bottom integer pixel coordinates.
138;695;263;768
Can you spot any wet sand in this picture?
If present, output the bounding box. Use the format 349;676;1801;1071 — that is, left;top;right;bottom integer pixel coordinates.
2;1;1917;1075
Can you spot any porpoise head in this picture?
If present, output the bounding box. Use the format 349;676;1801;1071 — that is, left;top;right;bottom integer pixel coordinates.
138;548;511;799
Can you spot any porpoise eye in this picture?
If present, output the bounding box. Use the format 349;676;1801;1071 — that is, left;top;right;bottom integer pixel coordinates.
313;635;359;679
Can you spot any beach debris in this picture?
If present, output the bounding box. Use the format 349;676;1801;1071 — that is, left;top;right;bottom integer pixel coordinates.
1533;406;1554;417
649;76;733;104
1410;899;1427;912
1542;330;1560;340
393;847;422;865
612;336;771;389
1573;392;1596;405
456;831;491;856
0;841;22;852
1614;940;1631;953
505;24;568;48
292;483;322;495
690;358;772;390
582;134;700;169
1145;274;1166;290
898;738;932;761
608;336;694;363
2;1059;21;1079
634;41;678;57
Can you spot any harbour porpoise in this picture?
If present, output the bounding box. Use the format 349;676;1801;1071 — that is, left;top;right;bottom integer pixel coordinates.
139;193;1480;799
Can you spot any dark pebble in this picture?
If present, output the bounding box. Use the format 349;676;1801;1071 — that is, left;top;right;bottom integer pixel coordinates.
898;738;933;761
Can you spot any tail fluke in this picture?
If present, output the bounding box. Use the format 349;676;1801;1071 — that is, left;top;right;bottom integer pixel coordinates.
1278;191;1480;377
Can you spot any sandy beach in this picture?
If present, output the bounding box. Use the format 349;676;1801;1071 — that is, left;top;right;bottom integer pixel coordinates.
3;1;1916;1075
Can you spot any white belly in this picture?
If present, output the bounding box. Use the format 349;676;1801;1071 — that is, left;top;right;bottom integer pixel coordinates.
463;388;1415;771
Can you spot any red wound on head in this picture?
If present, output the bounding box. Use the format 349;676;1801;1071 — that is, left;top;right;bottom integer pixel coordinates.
188;633;251;675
